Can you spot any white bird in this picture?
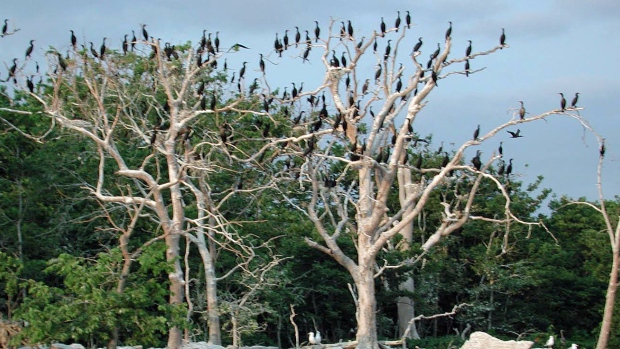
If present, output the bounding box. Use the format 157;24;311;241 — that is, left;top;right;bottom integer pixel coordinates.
315;330;322;344
309;332;316;345
570;344;579;349
545;335;554;348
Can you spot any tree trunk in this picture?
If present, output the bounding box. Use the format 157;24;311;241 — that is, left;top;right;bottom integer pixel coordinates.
596;243;619;349
397;278;420;339
355;259;378;349
195;233;222;345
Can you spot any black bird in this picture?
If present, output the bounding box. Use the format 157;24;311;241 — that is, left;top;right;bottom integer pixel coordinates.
239;61;247;79
395;11;401;32
200;94;206;110
305;30;311;45
26;75;34;93
505;158;513;176
356;37;364;50
571;92;579;108
518;100;526;120
373;38;378;53
292;111;304;125
465;40;472;57
413;37;423;52
396;76;402;92
345;73;351;89
348;20;354;38
497;160;505;175
441;152;449;168
384;40;392;61
430;43;440;60
507;129;523;138
473;124;480;140
283;29;289;48
302;46;311;63
141;24;149;41
2;19;8;36
339;22;346;40
465;59;470;77
214;31;220;52
122;35;128;54
362;79;370;94
100;37;107;59
558;92;566;111
294;26;301;47
25;40;34;59
131;30;137;51
291;82;298;99
445;21;452;40
415;154;423;169
431;70;438;86
313;118;322;132
600;140;606;157
56;52;67;71
314;21;320;42
331;50;340;67
200;30;207;49
303;136;316;157
500;28;506;48
210;93;217;110
498;141;503;156
259;54;265;73
472;150;482;170
374;64;382;81
380;17;386;36
406;11;411;29
341;52;347;67
70;30;77;49
89;42;99;58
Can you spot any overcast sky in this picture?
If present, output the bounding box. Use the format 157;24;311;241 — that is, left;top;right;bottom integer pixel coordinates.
2;0;619;206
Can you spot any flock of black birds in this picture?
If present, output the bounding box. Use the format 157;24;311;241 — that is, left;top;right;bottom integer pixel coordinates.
0;12;595;191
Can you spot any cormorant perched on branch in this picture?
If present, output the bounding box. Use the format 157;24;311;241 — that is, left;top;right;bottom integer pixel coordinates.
25;40;34;59
294;26;300;47
141;24;149;41
413;37;423;53
2;19;8;36
507;129;523;138
26;75;34;93
465;60;470;77
445;21;452;40
497;160;505;176
348;20;354;38
505;159;513;176
395;11;401;32
473;124;480;141
384;40;392;61
380;17;386;36
100;37;107;59
571;92;579;108
89;42;99;58
406;11;411;29
374;64;382;81
518;100;525;120
498;142;503;156
600;141;606;157
472;150;482;170
70;30;77;49
239;61;247;79
314;21;320;42
465;40;472;57
558;92;566;111
56;52;67;71
259;54;265;73
430;43;440;60
122;35;128;54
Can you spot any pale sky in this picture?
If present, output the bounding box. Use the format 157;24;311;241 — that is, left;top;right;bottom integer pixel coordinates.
1;0;619;205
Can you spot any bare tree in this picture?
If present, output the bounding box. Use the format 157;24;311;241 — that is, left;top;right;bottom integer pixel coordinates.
0;33;281;348
263;18;585;349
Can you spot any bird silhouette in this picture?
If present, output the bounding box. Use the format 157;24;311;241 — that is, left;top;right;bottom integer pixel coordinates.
507;129;523;138
571;92;579;108
558;93;566;111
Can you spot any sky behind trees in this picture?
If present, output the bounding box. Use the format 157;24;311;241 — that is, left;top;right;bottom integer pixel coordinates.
2;0;618;202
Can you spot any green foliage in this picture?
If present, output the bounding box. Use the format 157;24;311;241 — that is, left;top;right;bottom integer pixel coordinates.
14;244;183;347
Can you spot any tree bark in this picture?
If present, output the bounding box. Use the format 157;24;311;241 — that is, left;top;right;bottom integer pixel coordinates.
596;242;619;349
355;260;378;349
